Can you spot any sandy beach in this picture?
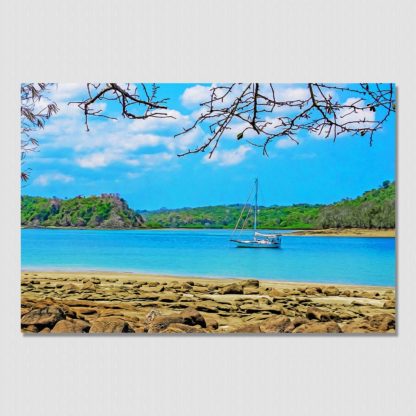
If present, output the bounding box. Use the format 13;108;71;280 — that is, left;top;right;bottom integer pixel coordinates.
288;228;395;237
20;270;396;334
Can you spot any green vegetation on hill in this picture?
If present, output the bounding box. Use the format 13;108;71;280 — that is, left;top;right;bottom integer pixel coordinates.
21;181;395;230
140;181;395;230
21;194;144;228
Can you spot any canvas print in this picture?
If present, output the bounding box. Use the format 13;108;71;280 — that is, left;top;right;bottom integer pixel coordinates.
20;83;396;334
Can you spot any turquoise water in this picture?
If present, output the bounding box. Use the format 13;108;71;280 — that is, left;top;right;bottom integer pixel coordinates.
21;229;396;286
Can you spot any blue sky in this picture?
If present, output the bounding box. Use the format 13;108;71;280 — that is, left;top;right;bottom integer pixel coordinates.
23;83;396;210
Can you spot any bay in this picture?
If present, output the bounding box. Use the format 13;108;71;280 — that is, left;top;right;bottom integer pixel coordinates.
21;228;396;286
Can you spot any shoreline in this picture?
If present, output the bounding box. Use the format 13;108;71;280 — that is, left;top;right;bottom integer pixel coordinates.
21;226;395;237
287;228;395;238
21;270;396;334
21;269;395;289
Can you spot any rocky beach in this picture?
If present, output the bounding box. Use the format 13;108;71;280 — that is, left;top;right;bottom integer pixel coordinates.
20;271;396;334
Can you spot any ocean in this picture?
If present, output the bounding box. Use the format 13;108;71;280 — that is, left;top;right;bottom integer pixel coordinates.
21;228;396;286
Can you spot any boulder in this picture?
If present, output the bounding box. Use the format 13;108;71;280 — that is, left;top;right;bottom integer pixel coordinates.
305;287;320;296
259;316;291;333
160;323;205;333
293;321;342;333
243;287;259;295
51;319;91;333
158;293;181;303
368;313;395;331
179;308;206;327
267;288;287;297
220;283;243;295
21;305;66;328
148;316;184;333
147;307;206;333
323;286;340;296
306;307;331;322
383;300;395;309
89;318;134;333
242;279;260;288
205;316;219;330
232;323;262;333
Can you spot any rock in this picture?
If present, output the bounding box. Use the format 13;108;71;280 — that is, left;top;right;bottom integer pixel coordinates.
368;313;395;331
21;305;66;328
383;300;395;309
268;288;287;297
293;321;342;333
148;316;184;333
305;287;319;296
207;284;219;293
342;290;351;297
148;281;158;287
243;287;259;295
220;283;243;295
192;286;210;294
259;316;291;333
145;309;161;325
89;318;134;333
292;317;309;328
360;291;375;299
180;308;206;327
306;307;331;322
342;313;395;333
242;279;260;288
205;316;219;330
171;282;193;291
196;302;220;314
76;307;97;316
323;286;340;296
51;319;91;333
22;324;38;333
160;323;205;333
64;283;79;294
158;293;181;303
232;324;262;333
148;307;206;333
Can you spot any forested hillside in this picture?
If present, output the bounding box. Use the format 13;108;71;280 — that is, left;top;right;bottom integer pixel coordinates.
140;181;395;230
21;194;144;228
21;181;395;230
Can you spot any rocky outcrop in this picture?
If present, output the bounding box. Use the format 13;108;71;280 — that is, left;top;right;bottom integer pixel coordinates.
21;273;396;334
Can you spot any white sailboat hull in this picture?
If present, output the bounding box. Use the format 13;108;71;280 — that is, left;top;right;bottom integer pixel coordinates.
231;239;281;249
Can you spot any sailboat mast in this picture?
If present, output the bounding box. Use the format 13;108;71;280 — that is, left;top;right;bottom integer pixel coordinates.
254;178;258;233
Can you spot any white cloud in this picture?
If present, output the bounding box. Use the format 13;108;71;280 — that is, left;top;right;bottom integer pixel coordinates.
76;151;118;168
274;86;310;102
128;109;190;133
33;173;74;186
310;97;375;139
276;138;299;149
203;145;252;167
181;85;213;108
49;83;87;101
127;152;173;167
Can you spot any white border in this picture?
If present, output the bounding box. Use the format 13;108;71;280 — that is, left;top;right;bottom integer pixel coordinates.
1;1;415;415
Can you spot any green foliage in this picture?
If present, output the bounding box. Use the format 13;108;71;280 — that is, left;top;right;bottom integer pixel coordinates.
21;194;144;229
21;182;395;230
140;182;395;230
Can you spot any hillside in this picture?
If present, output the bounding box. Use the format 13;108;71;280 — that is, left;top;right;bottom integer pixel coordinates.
21;194;144;229
140;181;395;230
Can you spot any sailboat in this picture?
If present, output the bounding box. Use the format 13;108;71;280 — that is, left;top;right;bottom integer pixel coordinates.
230;178;282;248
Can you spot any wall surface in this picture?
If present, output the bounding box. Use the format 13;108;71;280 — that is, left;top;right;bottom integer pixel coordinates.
1;1;415;415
